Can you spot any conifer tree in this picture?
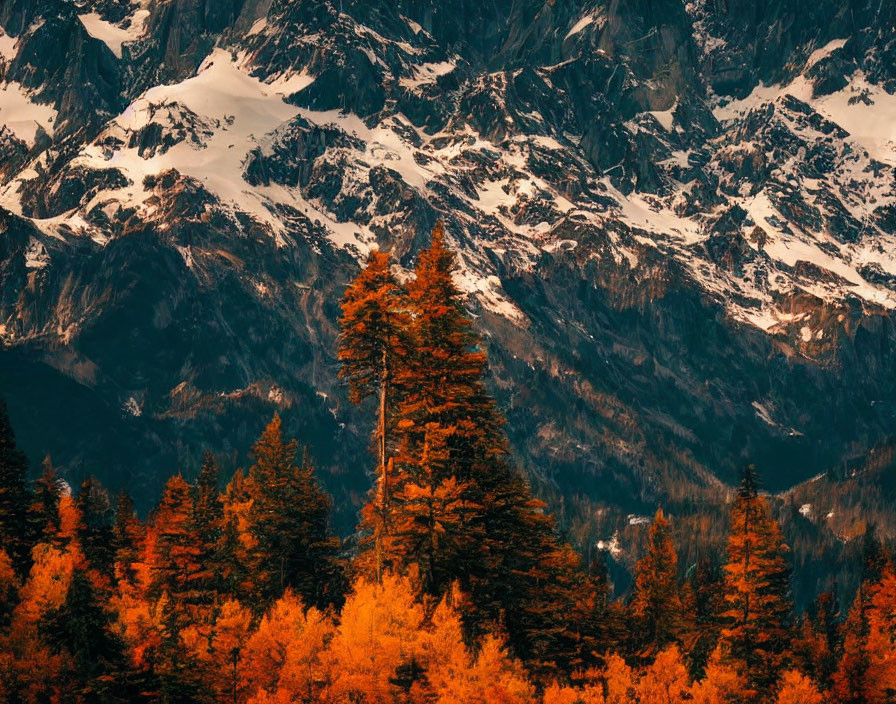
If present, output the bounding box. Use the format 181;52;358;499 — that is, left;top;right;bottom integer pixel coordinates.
0;547;18;628
386;221;508;596
76;477;116;578
111;490;143;586
356;223;598;675
628;509;683;657
339;249;409;582
147;475;207;619
38;568;139;702
395;222;505;488
192;451;223;599
245;416;343;609
389;423;473;595
793;590;839;689
831;526;891;703
774;669;824;704
30;455;62;544
218;469;252;600
216;515;247;602
718;465;793;694
0;398;35;574
689;552;726;678
862;567;896;703
860;524;889;586
832;591;872;704
194;451;222;541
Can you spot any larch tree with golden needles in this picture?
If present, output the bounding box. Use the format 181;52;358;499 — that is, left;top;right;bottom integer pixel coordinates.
718;464;793;695
637;646;690;704
339;249;409;582
774;669;824;704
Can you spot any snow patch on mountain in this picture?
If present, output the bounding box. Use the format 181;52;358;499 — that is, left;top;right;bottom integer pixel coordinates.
0;82;56;146
399;60;456;90
0;29;16;60
806;38;848;69
78;11;148;59
70;50;306;230
714;74;896;165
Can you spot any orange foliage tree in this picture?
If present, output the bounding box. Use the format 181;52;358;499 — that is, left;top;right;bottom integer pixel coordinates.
628;510;684;658
718;465;793;695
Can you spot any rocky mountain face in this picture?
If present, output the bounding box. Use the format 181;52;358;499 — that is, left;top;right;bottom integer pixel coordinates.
1;0;896;588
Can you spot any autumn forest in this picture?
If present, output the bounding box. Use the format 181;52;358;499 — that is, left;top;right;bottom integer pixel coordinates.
0;224;895;704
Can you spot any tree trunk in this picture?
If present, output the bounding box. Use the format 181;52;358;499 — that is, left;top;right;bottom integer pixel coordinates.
376;349;389;583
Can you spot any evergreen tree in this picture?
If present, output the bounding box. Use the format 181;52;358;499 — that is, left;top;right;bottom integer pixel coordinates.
395;222;506;490
628;509;684;658
147;475;207;620
831;526;891;703
194;451;222;543
357;223;599;675
192;450;223;599
386;221;508;594
793;590;839;689
689;551;726;678
76;477;116;578
0;547;18;628
245;416;343;609
152;594;210;704
30;455;62;545
218;469;252;601
389;423;474;595
39;568;144;703
111;490;143;586
718;465;793;695
339;249;410;582
0;398;35;574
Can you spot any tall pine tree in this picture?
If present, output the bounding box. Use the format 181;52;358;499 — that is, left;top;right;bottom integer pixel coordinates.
350;223;599;676
339;249;409;582
718;465;793;695
39;568;143;703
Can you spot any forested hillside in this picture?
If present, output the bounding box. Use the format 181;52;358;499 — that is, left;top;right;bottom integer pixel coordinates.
0;230;894;703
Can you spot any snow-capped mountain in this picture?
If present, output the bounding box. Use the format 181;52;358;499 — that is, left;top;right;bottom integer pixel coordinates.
1;0;896;542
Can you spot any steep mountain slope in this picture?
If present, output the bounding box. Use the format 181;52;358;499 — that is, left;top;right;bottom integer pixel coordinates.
1;0;895;563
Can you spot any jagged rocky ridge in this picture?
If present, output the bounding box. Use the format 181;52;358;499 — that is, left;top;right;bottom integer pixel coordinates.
1;0;896;590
